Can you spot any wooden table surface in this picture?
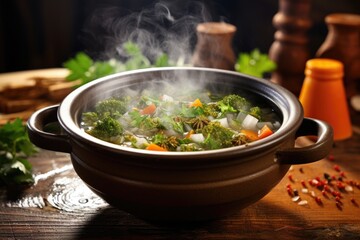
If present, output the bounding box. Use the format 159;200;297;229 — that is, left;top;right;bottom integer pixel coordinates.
1;72;360;240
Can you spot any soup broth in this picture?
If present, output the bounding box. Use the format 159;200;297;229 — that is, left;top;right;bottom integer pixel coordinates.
80;86;281;151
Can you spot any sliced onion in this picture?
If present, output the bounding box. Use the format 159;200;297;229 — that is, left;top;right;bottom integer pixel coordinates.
189;133;205;143
162;94;174;102
133;136;148;148
273;121;281;129
212;118;229;128
242;114;259;130
236;112;247;122
208;116;214;121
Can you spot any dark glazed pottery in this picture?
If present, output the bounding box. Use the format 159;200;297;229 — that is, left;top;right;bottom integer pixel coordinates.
27;67;333;221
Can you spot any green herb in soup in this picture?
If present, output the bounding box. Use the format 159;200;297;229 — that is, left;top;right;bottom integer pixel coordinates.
81;92;281;151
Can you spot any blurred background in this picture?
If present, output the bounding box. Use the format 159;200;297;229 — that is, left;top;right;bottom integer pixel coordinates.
1;0;360;73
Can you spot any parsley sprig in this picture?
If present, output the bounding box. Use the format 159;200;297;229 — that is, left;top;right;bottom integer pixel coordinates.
235;49;276;78
0;119;37;186
63;41;170;87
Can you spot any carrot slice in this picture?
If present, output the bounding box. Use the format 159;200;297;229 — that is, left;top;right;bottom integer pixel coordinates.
145;143;167;151
185;130;195;139
241;129;259;141
140;103;156;115
189;98;202;107
258;124;273;139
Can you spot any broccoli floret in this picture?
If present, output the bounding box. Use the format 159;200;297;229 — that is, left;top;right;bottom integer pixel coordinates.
179;143;203;151
201;122;235;150
87;116;123;141
217;94;250;115
95;97;128;118
232;133;251;146
150;133;180;151
249;106;262;120
82;112;99;126
128;110;161;135
203;103;220;118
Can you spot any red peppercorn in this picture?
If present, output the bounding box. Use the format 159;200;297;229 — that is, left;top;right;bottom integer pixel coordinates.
301;180;307;188
336;201;343;210
340;172;346;178
322;190;329;198
333;165;341;172
331;190;342;198
286;185;293;197
288;174;295;182
351;198;358;207
335;196;341;202
315;197;322;205
337;192;343;198
347;180;355;186
337;182;345;190
327;154;334;161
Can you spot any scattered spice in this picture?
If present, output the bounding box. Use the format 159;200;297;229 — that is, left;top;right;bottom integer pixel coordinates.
292;196;301;202
315;197;323;205
324;173;331;181
336;201;343;210
288;174;295;182
293;189;299;197
287;187;293;197
301;180;307;188
298;200;308;206
322;190;329;198
351;198;358;207
333;165;341;172
335;196;343;204
345;185;353;192
310;191;316;198
302;188;309;194
327;154;335;161
285;154;358;211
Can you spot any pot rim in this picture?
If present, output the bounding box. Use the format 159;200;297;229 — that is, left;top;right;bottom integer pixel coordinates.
58;67;303;160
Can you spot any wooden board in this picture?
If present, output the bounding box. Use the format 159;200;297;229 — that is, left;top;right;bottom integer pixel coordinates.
0;68;71;124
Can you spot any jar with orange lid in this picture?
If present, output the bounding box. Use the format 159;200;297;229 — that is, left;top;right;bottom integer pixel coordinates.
299;58;352;140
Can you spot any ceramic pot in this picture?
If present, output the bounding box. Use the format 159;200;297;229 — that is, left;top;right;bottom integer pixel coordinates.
27;67;333;221
192;22;236;70
316;13;360;98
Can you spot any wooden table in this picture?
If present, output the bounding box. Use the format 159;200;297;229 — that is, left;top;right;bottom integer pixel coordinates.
1;73;360;240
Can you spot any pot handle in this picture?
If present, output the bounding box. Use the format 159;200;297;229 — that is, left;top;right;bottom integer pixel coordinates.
27;105;72;153
276;118;334;165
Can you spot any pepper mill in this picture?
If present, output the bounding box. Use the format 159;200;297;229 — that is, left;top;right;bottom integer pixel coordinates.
192;22;236;70
316;13;360;98
268;0;312;96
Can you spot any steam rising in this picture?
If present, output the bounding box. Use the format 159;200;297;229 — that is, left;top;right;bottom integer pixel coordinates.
84;1;213;64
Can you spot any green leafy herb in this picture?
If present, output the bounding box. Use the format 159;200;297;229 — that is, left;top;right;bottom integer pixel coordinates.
63;41;171;87
235;49;276;78
0;119;37;186
63;52;121;87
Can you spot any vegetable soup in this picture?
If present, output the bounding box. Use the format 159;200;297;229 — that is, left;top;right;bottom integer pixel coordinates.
81;90;281;151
